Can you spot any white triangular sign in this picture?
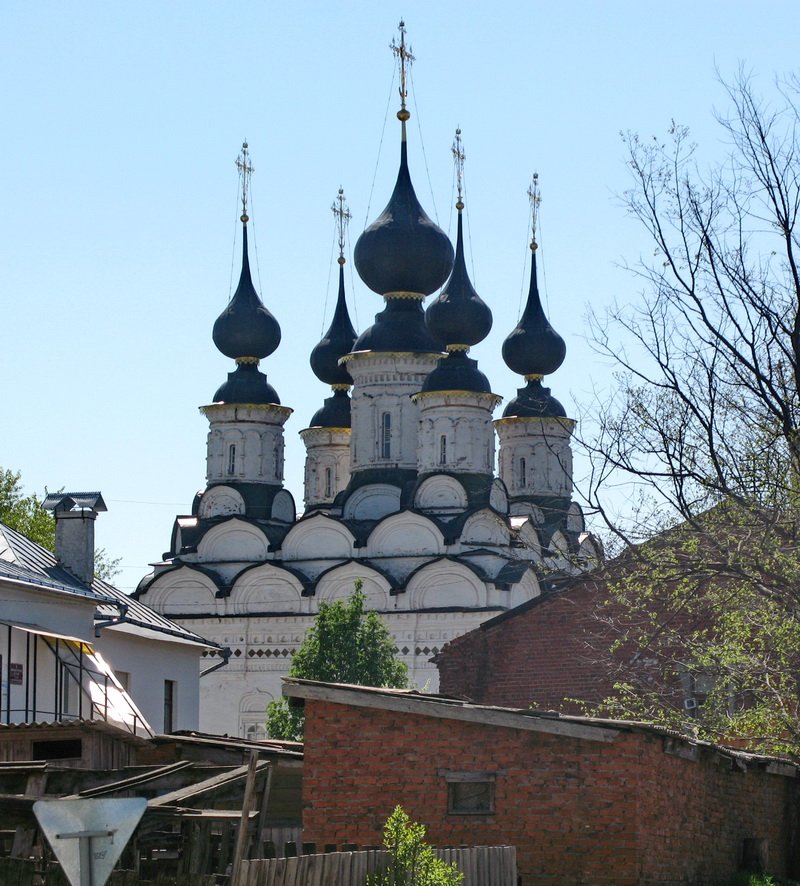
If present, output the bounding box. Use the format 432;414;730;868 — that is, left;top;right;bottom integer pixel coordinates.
34;798;146;886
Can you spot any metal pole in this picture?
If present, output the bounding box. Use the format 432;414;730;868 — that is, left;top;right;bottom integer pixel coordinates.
6;625;11;724
32;634;38;721
25;631;30;721
56;830;114;886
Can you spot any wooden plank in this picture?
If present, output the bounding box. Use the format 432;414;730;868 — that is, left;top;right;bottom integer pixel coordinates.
255;764;274;857
149;759;270;807
267;856;279;886
231;750;261;886
77;760;194;797
339;852;352;886
307;852;323;886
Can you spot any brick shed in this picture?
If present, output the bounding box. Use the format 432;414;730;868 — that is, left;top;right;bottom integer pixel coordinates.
285;678;800;885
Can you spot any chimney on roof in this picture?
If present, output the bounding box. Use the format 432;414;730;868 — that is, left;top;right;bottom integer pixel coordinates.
42;492;108;586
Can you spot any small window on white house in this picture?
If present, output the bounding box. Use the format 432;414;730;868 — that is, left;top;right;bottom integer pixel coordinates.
440;770;497;815
519;457;527;488
324;467;333;499
439;435;447;465
227;444;237;476
381;412;392;459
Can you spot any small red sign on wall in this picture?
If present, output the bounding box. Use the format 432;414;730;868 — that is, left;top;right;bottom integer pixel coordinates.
9;663;23;685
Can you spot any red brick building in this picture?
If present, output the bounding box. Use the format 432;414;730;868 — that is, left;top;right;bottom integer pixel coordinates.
286;678;800;884
436;576;619;713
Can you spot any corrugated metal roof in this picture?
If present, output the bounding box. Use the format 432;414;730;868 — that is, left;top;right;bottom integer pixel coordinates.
0;521;216;649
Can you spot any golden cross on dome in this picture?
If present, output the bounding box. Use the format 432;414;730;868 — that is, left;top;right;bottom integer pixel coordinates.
332;187;351;264
391;20;415;116
236;141;254;223
528;172;541;251
452;128;465;209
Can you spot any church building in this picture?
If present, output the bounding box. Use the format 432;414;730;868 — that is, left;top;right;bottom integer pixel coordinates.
135;24;599;737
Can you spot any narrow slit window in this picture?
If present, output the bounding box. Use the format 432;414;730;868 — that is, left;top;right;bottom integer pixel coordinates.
324;467;333;499
227;444;237;476
381;413;392;459
519;457;526;488
164;680;176;733
439;435;447;465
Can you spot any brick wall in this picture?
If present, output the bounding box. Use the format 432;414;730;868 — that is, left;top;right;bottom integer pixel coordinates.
300;696;798;884
437;579;616;713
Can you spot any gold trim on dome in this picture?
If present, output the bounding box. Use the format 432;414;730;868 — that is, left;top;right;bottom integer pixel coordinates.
493;415;576;428
341;350;444;362
300;426;352;438
384;291;426;301
412;390;502;404
446;344;470;353
524;373;544;381
200;403;293;417
331;383;352;392
235;356;261;365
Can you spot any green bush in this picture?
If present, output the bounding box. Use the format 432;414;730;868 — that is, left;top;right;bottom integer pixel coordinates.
365;806;463;886
725;874;800;886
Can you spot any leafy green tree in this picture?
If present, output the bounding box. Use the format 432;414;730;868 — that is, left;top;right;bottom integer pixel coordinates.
0;468;55;549
579;72;800;754
266;581;409;740
365;806;463;886
0;467;120;581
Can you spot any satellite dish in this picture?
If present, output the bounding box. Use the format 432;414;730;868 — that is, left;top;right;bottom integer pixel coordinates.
34;798;146;886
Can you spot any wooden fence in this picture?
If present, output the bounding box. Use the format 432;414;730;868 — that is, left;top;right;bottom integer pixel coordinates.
236;845;517;886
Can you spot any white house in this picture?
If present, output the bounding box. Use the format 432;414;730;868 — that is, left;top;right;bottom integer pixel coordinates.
0;492;220;735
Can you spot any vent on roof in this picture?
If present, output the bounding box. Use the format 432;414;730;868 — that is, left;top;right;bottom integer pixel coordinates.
42;492;107;586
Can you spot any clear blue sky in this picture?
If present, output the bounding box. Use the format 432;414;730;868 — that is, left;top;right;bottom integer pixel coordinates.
2;1;797;590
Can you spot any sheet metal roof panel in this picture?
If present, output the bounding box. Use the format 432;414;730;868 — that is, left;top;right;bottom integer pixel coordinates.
0;557;111;602
0;521;215;647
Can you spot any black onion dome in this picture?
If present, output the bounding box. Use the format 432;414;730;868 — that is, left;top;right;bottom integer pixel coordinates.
421;350;492;394
213;362;281;405
351;297;442;353
310;264;357;385
212;225;281;361
426;212;492;348
308;388;351;428
354;134;454;296
503;378;566;418
502;251;565;377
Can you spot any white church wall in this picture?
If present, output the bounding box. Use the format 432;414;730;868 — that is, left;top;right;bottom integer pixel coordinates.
193;604;518;734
